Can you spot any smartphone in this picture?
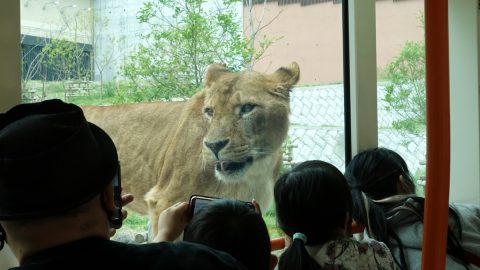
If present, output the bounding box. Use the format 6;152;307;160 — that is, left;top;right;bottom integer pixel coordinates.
109;163;123;229
188;195;255;218
189;195;219;218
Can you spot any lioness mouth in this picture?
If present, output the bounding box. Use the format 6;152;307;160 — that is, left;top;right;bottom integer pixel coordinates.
215;157;253;173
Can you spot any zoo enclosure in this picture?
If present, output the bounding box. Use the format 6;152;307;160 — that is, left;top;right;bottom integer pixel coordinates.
286;84;426;180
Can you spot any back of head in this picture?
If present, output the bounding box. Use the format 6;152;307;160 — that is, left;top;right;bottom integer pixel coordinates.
344;148;416;242
0;99;119;248
184;199;271;270
274;160;352;270
275;160;352;244
343;148;416;244
344;147;415;200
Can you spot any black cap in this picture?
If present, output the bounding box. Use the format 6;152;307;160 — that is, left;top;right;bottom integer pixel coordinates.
0;99;118;220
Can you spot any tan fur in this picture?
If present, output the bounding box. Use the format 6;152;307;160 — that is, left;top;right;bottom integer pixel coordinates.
82;62;300;239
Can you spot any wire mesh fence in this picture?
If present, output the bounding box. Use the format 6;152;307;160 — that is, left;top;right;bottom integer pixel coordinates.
285;84;426;179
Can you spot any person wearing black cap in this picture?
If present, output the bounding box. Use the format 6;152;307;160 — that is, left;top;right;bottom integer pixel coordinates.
0;99;246;270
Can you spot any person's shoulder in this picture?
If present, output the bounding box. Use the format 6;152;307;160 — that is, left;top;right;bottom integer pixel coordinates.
132;241;247;270
354;238;392;258
451;202;480;216
450;203;480;233
353;238;395;269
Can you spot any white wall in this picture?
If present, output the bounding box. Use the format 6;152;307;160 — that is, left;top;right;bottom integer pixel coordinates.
349;0;379;155
448;0;480;203
21;0;92;44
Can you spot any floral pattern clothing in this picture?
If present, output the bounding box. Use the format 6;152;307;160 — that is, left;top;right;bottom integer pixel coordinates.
305;237;395;270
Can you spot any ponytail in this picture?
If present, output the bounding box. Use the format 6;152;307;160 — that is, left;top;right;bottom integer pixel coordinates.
278;233;321;270
350;187;409;269
350;187;389;243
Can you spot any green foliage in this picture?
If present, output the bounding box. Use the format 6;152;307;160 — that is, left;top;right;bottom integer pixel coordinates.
383;41;426;133
102;81;119;98
42;38;89;81
264;204;282;239
281;136;298;174
121;0;252;100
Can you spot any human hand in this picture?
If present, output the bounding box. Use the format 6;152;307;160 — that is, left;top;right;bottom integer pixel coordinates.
251;198;262;215
109;194;134;237
153;202;189;242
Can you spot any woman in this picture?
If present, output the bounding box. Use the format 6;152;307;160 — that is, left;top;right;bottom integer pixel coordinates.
345;147;480;270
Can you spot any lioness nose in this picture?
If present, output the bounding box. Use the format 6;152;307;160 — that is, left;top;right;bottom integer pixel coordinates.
205;139;230;159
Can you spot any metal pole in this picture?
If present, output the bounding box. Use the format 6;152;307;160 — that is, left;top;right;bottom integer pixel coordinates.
342;0;352;167
421;0;450;269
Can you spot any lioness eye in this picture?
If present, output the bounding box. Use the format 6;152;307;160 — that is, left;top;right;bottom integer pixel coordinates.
240;103;256;117
204;107;214;118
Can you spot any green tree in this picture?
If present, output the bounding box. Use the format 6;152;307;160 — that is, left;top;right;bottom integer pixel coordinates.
42;38;86;82
121;0;262;101
383;41;426;133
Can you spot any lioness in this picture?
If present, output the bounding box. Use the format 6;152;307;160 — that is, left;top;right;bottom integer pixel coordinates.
82;62;300;239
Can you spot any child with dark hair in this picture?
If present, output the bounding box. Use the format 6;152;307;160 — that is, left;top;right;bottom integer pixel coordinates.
345;147;480;270
183;199;272;270
274;160;394;270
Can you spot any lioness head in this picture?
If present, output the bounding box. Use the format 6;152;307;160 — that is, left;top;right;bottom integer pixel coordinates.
201;63;300;181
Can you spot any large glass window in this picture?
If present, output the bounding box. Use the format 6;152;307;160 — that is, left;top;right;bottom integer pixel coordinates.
245;1;346;171
376;0;426;193
20;0;345;240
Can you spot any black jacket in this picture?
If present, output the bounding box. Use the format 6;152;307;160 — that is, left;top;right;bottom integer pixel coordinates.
12;237;247;270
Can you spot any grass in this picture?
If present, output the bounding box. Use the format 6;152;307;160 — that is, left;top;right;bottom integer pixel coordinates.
22;80;121;106
67;93;117;106
264;206;283;239
120;206;283;240
122;211;149;232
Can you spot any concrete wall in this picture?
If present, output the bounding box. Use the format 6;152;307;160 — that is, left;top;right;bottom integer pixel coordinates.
92;0;149;81
244;0;424;85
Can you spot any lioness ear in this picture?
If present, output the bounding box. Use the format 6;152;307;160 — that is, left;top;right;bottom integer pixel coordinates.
205;62;228;88
270;62;300;99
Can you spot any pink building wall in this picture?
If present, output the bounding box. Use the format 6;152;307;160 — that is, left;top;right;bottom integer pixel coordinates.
243;0;424;85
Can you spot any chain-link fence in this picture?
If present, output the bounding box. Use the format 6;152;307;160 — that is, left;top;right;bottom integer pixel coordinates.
285;84;426;179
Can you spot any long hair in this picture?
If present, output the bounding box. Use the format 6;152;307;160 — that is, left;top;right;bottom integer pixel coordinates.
274;160;353;270
184;199;271;270
344;147;469;270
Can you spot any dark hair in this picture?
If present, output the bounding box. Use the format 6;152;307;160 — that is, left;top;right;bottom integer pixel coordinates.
274;160;353;270
184;199;271;270
344;147;469;270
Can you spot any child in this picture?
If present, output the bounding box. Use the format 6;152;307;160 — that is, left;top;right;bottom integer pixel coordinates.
183;199;272;270
274;160;394;270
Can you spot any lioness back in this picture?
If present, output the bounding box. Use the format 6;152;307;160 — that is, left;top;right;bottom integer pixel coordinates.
83;101;197;213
